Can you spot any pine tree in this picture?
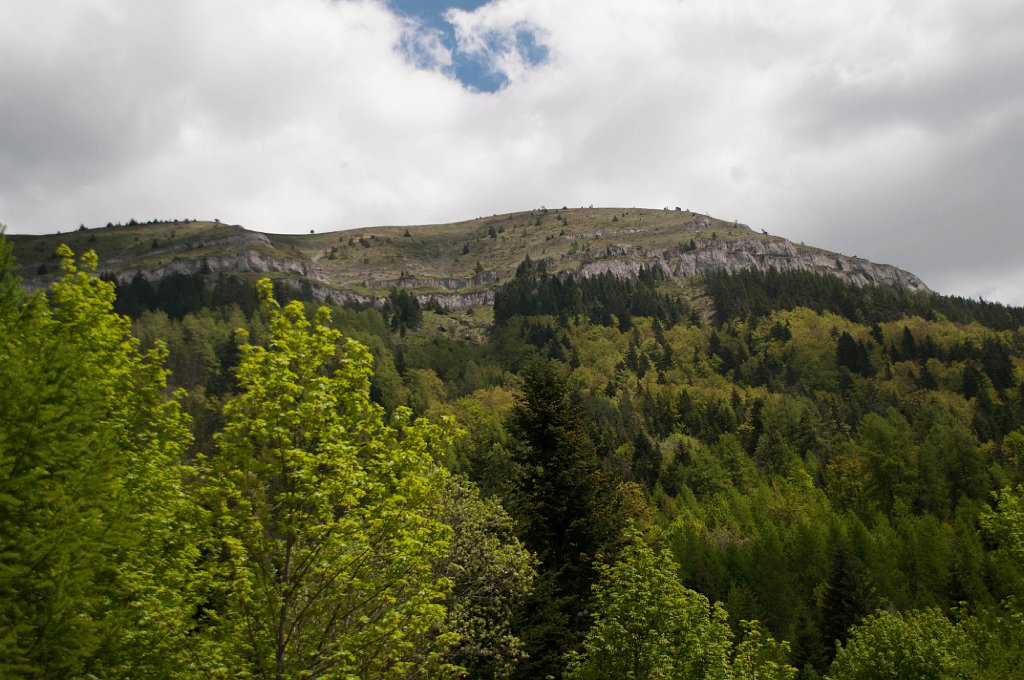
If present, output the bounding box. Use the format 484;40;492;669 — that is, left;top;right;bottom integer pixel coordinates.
819;537;876;666
508;359;644;678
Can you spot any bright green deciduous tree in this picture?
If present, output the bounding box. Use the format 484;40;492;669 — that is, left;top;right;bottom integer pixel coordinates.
0;240;202;678
976;483;1024;674
981;484;1024;566
825;608;976;680
201;280;457;679
732;620;798;680
567;530;794;680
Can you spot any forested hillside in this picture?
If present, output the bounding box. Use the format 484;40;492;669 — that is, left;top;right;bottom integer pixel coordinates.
3;230;1024;678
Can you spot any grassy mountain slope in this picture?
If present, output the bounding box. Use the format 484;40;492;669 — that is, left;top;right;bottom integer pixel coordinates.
8;208;926;312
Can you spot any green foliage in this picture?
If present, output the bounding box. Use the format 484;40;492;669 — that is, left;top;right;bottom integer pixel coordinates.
385;287;423;333
509;360;637;571
566;531;796;679
959;601;1024;678
434;475;537;678
825;608;976;679
128;267;1020;678
0;241;202;678
11;222;1024;678
507;358;649;678
200;280;458;678
732;621;798;680
981;484;1024;571
494;256;690;329
106;271;260;319
565;530;733;679
818;535;876;664
707;267;1024;330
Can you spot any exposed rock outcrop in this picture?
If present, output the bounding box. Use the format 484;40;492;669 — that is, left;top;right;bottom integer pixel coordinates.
576;237;927;292
14;209;931;314
103;234;926;313
415;290;495;310
112;251;315;284
273;279;382;307
384;271;502;291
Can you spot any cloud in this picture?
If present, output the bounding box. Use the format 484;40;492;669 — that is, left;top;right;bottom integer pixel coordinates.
397;19;453;72
1;0;1022;305
444;6;549;88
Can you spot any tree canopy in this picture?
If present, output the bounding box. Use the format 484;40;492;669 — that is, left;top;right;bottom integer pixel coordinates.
5;239;1024;678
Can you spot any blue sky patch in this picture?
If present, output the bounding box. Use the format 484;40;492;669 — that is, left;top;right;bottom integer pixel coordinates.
390;0;548;92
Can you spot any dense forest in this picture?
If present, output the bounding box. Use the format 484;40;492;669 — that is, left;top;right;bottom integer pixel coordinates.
3;232;1024;678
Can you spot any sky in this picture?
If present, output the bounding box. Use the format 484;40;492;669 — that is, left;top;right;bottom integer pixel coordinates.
1;0;1022;305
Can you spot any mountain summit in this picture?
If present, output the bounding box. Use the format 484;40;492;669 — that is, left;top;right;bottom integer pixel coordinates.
9;207;927;312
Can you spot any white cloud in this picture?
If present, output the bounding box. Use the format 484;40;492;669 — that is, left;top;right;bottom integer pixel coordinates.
444;5;548;86
1;0;1022;305
398;20;453;72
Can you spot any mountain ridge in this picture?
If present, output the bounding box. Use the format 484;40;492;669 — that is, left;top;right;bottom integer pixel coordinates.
8;207;929;311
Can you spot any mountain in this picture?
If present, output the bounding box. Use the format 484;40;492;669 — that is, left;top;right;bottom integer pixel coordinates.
8;207;927;312
5;208;1024;679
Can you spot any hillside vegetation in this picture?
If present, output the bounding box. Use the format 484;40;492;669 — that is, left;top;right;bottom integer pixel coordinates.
3;216;1024;678
9;207;925;310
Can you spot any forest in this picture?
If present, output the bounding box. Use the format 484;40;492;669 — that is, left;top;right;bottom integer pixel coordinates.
3;232;1024;679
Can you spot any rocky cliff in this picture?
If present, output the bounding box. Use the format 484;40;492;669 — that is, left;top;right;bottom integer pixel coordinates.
8;208;930;313
577;237;928;292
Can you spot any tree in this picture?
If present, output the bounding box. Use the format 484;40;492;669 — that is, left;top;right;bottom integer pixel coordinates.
978;483;1024;606
0;241;202;678
433;475;537;678
201;280;457;678
565;530;733;679
732;621;798;680
566;530;795;679
826;608;976;680
507;359;645;678
387;287;423;333
980;484;1024;577
836;331;871;378
819;533;876;665
632;431;662;489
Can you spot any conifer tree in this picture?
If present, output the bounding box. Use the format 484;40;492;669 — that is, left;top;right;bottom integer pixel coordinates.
508;359;644;678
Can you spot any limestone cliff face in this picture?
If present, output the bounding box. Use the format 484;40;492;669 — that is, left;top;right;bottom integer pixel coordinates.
15;210;930;313
415;290;495;309
577;237;928;292
108;235;927;312
268;278;491;311
115;250;313;284
274;280;382;307
384;271;501;291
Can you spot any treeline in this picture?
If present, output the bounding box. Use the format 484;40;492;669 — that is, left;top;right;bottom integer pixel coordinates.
107;270;429;335
101;217;202;229
707;268;1024;330
104;271;260;318
494;255;691;330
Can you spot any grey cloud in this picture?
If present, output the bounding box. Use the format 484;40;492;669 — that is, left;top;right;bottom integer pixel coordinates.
775;105;1024;301
1;0;1022;306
